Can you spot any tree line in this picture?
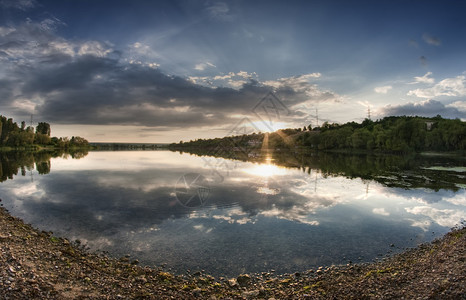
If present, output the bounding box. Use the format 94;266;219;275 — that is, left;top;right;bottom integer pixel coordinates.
0;115;89;149
298;115;465;153
171;115;465;154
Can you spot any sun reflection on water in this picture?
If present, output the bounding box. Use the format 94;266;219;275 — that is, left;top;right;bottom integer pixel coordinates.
243;163;287;177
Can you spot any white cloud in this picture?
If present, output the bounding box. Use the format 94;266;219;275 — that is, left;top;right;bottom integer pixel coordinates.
406;206;465;227
372;208;390;216
408;75;466;98
447;101;466;112
374;85;392;94
48;41;75;57
39;17;65;32
194;62;216;71
189;71;258;89
410;72;435;85
228;79;246;88
213;72;235;80
263;73;321;92
443;193;466;206
236;70;253;78
78;41;113;57
409;219;431;231
0;26;15;37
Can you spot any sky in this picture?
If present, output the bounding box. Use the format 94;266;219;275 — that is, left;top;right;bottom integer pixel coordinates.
0;0;465;143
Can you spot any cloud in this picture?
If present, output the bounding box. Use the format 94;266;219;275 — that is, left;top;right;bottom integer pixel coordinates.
406;206;464;228
236;70;253;79
206;2;233;21
0;0;36;10
0;18;341;132
422;33;441;46
372;208;390;216
448;101;466;112
407;75;466;98
262;73;340;109
410;72;435;85
378;99;465;120
374;85;392;94
194;62;216;71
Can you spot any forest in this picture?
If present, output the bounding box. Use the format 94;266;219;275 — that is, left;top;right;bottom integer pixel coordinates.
171;116;466;154
0;115;89;149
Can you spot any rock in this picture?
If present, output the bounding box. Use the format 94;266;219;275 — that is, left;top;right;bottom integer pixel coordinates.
237;274;251;286
119;257;129;263
192;288;202;297
137;275;147;284
242;289;259;298
228;278;238;287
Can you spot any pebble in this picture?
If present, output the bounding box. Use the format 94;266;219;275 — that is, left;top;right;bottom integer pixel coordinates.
237;274;251;286
228;278;238;287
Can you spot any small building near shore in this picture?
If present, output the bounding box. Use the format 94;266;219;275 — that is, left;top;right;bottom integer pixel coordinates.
425;121;435;131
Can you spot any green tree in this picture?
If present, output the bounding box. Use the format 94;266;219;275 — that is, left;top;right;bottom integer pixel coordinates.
36;122;51;136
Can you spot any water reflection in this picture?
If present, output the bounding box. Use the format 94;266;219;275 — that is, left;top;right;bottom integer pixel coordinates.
0;150;464;277
0;149;89;181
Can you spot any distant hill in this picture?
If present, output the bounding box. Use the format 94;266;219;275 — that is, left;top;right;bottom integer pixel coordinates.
90;143;169;150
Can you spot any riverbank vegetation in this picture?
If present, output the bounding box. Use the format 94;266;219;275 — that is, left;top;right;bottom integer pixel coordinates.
170;116;465;154
0;115;90;150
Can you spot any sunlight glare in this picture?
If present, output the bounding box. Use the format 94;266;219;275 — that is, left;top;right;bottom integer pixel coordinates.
250;121;288;133
244;163;287;177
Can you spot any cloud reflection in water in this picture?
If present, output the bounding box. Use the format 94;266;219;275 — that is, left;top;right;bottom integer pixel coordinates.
0;151;464;277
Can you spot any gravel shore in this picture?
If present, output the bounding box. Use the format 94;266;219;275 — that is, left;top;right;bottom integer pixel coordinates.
1;207;465;299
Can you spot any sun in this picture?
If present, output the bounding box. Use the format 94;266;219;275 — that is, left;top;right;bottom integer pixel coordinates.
250;121;289;133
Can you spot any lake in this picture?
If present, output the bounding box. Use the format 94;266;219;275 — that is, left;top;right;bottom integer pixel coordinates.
0;150;465;277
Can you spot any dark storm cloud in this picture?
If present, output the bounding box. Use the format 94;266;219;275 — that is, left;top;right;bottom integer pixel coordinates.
29;59;277;127
379;100;465;120
0;78;14;101
1;18;336;129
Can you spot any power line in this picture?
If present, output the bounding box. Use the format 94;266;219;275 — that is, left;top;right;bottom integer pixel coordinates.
316;108;319;127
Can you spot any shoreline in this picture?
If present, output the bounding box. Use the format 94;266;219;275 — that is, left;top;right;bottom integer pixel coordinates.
1;207;465;299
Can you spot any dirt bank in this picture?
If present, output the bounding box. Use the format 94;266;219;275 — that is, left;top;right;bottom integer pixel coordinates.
1;207;464;299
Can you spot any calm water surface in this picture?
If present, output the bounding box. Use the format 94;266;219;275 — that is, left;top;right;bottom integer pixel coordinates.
0;150;465;277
